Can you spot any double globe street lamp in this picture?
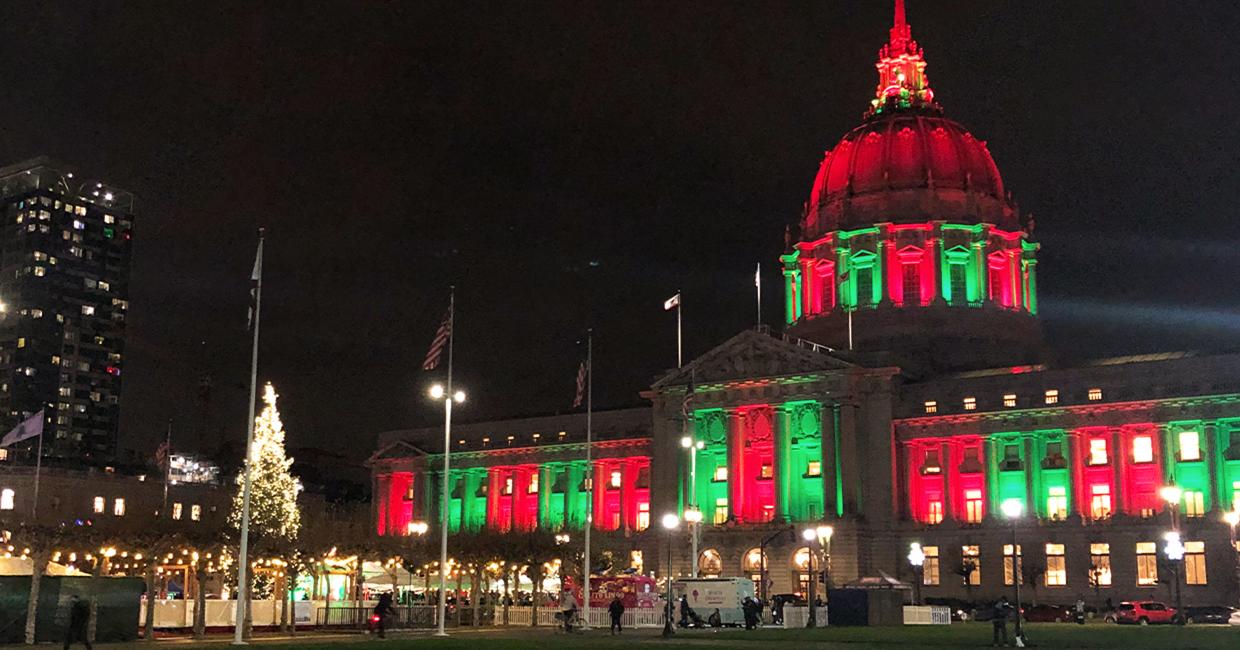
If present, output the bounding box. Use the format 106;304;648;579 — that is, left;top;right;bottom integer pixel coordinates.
1000;499;1024;642
680;435;706;577
429;383;465;637
908;542;925;606
802;525;833;628
661;513;681;638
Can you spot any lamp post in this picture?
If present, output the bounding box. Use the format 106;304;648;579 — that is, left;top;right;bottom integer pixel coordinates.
802;525;833;628
430;383;466;637
1159;485;1184;625
661;513;680;638
1224;510;1240;608
908;543;925;606
1000;499;1024;642
680;436;705;577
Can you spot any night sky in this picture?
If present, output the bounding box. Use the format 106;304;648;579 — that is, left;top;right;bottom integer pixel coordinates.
1;1;1237;465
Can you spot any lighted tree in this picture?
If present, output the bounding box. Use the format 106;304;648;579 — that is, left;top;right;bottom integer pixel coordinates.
230;382;301;543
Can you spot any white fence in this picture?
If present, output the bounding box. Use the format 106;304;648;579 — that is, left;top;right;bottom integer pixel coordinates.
782;606;829;628
903;605;951;625
504;606;666;628
138;600;318;628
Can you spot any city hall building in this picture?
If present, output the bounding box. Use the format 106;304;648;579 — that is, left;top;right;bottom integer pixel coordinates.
371;4;1240;607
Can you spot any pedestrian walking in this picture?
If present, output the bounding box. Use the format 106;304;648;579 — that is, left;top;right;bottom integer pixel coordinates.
373;592;395;639
63;595;92;650
608;596;625;635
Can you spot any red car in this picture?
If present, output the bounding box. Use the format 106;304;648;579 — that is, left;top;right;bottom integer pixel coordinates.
1113;601;1178;625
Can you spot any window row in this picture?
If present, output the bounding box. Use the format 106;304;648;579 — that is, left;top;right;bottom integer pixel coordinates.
923;387;1102;414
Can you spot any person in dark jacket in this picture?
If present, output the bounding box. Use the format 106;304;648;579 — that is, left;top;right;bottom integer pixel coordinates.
63;595;92;650
608;597;625;635
373;592;395;639
742;597;759;630
991;596;1011;647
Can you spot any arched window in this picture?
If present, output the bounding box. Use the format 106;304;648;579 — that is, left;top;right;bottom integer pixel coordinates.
792;547;813;597
742;547;767;586
698;549;723;577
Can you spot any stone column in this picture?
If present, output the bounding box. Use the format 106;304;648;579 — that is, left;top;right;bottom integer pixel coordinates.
774;404;791;522
837;402;858;516
822;402;839;519
940;441;953;521
728;410;745;522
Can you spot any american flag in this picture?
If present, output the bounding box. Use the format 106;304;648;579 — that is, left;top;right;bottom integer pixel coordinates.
246;238;263;330
154;441;170;470
572;359;588;408
422;308;452;371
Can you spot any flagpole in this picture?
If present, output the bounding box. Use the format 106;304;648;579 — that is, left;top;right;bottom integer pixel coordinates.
582;329;593;629
435;287;455;637
31;416;43;520
676;290;682;368
233;230;264;646
163;419;172;516
755;263;762;326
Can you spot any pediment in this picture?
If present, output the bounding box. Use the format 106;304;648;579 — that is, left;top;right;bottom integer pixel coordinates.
652;329;854;389
365;439;427;466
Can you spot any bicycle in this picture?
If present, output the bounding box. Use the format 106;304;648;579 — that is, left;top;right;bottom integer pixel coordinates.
554;610;585;633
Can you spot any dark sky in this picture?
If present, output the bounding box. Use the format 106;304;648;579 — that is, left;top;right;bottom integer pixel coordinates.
1;1;1237;464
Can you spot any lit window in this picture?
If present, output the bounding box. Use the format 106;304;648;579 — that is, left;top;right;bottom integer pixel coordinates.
503;478;513;495
1089;543;1111;586
1088;438;1108;465
1184;541;1207;585
1183;490;1205;518
0;488;14;510
16;338;25;348
609;470;622;488
172;503;183;520
1044;389;1059;405
528;473;539;494
759;463;773;479
961;545;981;585
924;401;937;414
33;266;45;277
964;489;984;524
1178;431;1200;461
806;460;821;477
81;305;95;316
636;502;649;531
1003;544;1022;585
713;497;729;525
1090;484;1112;519
922;546;940;585
73;219;85;230
1045;544;1066;586
1088;388;1102;401
93;496;105;513
113;498;125;516
1136;542;1158;585
963;397;976;411
926;500;943;524
1003;394;1017;407
922;448;942;474
1132;436;1154;463
713;466;728;482
190;505;201;521
0;449;7;461
1047;486;1068;520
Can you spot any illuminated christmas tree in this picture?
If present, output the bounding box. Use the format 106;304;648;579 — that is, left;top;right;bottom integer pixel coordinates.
230;382;301;542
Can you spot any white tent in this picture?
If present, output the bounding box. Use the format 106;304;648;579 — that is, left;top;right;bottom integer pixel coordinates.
0;557;90;576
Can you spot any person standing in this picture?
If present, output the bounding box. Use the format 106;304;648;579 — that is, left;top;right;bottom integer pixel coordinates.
991;596;1010;647
372;592;395;639
63;595;92;650
1074;596;1086;625
559;590;578;632
607;596;625;635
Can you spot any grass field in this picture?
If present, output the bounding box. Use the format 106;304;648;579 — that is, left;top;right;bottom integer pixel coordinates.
35;622;1238;650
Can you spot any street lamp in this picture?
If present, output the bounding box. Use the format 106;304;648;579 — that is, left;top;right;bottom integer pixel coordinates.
802;525;833;628
1000;499;1024;642
429;383;465;637
661;513;680;638
908;542;925;606
1160;485;1185;625
680;435;705;577
1224;510;1240;608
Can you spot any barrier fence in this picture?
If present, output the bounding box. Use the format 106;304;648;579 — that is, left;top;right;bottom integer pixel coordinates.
902;605;952;625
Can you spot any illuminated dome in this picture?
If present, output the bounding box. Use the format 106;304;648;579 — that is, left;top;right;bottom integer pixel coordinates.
780;1;1042;373
804;115;1016;237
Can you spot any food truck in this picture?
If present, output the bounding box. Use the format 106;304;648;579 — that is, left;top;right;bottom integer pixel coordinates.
671;577;756;626
564;574;660;609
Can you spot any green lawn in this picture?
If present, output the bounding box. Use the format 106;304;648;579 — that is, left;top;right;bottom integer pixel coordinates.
22;623;1239;650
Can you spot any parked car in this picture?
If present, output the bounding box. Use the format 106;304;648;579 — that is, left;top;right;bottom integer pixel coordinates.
1113;601;1178;625
1184;606;1235;625
1229;610;1240;626
1023;604;1073;623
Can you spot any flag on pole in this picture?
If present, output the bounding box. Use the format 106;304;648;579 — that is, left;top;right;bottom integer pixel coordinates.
422;307;452;370
247;239;264;330
572;359;588;408
1;410;43;447
755;263;761;287
663;292;681;311
154;440;171;470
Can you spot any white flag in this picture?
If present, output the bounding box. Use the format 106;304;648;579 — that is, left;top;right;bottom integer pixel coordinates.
755;263;761;287
663;292;681;311
247;238;264;330
1;409;44;447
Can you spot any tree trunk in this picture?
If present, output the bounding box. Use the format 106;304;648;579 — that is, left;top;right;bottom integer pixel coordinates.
501;572;509;626
530;567;540;627
25;550;50;645
454;572;462;626
193;568;207;640
88;557;108;644
144;564;158;639
279;574;289;633
471;570;479;627
288;569;298;636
